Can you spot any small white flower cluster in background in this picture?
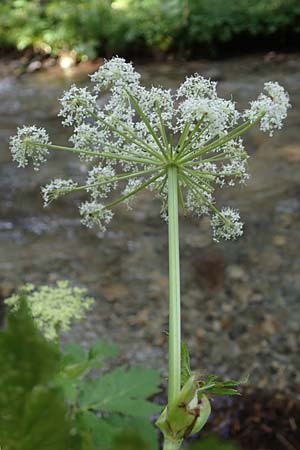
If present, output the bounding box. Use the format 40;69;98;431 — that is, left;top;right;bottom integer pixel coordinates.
9;57;290;241
4;281;94;341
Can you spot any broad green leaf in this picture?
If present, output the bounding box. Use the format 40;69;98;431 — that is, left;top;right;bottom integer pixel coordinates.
78;366;161;417
61;339;118;378
21;386;72;450
88;339;118;361
76;411;117;450
0;304;71;449
62;343;86;365
56;340;118;402
76;412;158;450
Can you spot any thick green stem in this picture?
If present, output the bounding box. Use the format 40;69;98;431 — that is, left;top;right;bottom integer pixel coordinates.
167;165;181;406
163;439;182;450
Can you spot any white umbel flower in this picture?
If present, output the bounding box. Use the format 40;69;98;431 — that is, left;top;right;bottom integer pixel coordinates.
86;165;116;199
178;97;239;136
59;85;98;126
211;207;243;242
90;57;141;93
42;178;78;206
9;125;50;170
70;123;109;160
244;81;290;135
177;74;217;99
5;281;94;341
9;57;290;241
79;201;113;230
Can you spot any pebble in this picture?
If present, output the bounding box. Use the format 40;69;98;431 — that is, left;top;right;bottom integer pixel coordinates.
26;60;42;73
0;281;14;299
227;264;247;281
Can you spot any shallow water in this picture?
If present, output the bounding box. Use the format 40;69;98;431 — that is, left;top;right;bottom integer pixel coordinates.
0;55;299;390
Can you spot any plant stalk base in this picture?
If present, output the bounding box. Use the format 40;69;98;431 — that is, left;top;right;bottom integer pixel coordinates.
163;439;182;450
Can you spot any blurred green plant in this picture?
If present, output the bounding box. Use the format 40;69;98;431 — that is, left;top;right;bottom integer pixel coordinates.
1;290;161;450
0;301;71;450
0;0;299;58
188;436;241;450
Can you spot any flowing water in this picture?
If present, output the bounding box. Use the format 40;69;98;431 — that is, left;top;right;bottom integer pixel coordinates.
0;55;299;391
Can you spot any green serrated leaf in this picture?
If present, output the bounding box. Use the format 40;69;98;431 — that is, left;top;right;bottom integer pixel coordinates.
0;302;63;446
61;340;118;378
78;366;161;418
21;386;72;450
76;412;159;450
88;339;118;362
63;343;86;364
76;411;116;450
55;377;78;403
56;340;119;402
197;374;248;397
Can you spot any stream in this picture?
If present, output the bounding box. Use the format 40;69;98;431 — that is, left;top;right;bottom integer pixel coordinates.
0;54;299;392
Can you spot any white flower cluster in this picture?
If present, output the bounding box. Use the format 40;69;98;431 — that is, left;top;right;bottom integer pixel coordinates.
70;123;109;160
176;75;240;140
58;85;98;126
42;178;78;206
244;81;290;135
10;125;50;170
9;57;290;240
86;165;116;199
211;208;243;242
90;56;141;93
79;201;114;230
5;281;94;341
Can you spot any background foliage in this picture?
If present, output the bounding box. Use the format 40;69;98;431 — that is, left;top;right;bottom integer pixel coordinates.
0;0;300;59
0;302;161;450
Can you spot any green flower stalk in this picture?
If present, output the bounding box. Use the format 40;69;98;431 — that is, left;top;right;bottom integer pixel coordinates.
9;57;290;449
167;165;181;406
